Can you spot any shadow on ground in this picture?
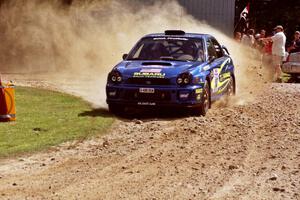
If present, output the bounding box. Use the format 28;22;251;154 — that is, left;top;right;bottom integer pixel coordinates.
78;108;113;118
285;77;300;83
78;106;201;120
115;107;201;121
282;74;300;83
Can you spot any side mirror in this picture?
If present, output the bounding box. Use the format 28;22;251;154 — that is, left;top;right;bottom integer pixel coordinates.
122;54;128;60
221;45;230;55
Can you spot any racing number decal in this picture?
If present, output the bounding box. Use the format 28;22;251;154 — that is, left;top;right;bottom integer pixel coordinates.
211;68;219;93
211;58;231;94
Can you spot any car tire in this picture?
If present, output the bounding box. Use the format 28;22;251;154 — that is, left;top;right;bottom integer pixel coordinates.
108;104;124;115
194;80;210;116
227;75;236;96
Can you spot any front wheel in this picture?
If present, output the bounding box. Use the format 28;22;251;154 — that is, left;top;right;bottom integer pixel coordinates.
227;75;236;96
194;80;211;116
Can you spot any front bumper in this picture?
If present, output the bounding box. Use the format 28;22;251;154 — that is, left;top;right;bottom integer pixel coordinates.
106;84;204;107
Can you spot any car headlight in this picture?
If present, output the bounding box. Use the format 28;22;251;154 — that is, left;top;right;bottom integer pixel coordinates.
183;77;189;84
109;70;122;83
177;77;183;84
117;76;122;82
111;76;117;82
177;73;192;86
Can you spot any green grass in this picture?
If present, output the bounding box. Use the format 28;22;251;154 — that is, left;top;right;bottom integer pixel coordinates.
0;87;114;157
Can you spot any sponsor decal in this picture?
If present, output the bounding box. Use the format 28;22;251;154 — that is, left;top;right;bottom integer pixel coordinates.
179;93;189;98
218;58;231;74
195;88;203;94
213;68;219;76
137;102;156;106
203;65;210;71
108;91;117;96
133;72;166;78
217;79;230;94
140;68;162;73
213;68;219;93
219;72;231;82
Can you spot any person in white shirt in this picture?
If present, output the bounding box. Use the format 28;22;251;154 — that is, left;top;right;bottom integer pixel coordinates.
241;29;255;47
264;25;286;81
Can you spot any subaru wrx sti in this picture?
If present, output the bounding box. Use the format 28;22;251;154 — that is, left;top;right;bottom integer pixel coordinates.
106;30;235;115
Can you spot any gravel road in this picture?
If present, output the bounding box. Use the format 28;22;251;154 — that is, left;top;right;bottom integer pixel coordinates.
0;77;299;199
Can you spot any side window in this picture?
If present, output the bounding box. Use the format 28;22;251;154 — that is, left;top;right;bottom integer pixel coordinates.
195;40;205;62
206;39;218;59
211;38;223;58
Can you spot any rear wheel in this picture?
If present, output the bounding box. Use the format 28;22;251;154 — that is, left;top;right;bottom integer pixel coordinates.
194;80;210;116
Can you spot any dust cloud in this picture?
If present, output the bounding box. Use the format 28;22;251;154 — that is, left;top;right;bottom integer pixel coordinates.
0;0;264;107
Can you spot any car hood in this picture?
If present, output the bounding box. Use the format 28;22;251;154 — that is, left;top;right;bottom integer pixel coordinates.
114;60;203;78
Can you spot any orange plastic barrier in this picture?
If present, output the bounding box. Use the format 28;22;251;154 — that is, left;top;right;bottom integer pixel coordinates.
0;84;16;122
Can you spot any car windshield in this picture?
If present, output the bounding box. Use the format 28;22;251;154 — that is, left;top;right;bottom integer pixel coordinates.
127;37;205;62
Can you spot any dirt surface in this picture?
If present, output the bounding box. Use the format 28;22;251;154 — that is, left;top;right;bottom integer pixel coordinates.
0;78;300;199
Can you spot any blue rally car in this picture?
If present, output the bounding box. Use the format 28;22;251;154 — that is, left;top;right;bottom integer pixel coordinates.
106;30;235;116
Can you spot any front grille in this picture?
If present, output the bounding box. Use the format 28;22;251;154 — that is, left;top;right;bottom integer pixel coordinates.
124;90;171;102
126;78;170;85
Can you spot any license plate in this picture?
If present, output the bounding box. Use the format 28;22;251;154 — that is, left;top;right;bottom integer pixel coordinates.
139;88;155;93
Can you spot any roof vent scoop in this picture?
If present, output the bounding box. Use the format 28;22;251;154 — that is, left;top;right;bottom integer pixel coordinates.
164;30;185;35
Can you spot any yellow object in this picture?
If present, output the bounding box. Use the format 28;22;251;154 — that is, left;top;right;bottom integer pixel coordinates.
195;88;203;94
0;83;16;122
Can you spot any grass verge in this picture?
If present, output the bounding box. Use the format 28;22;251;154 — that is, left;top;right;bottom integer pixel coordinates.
0;87;114;157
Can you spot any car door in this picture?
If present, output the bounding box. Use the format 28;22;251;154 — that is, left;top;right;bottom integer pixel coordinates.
206;37;231;99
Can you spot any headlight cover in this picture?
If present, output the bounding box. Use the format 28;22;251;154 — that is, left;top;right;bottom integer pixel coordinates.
109;70;122;83
177;72;192;86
